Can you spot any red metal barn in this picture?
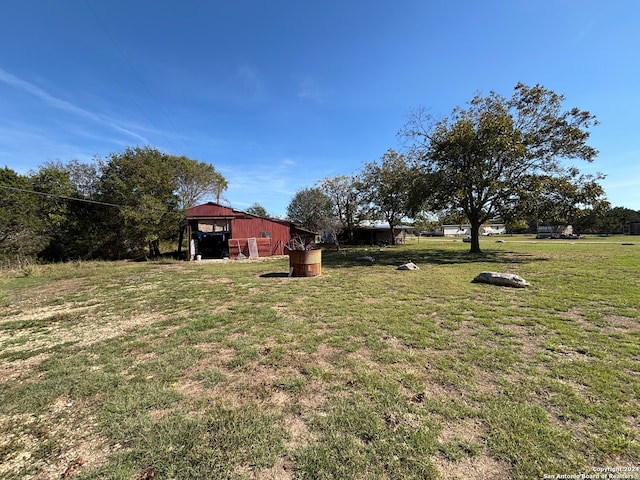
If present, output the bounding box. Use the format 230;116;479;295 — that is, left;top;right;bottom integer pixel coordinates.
186;202;296;259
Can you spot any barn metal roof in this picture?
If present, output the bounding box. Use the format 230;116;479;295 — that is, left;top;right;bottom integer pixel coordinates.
187;202;318;234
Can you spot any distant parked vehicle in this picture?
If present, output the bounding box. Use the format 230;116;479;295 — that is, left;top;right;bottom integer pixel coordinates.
536;224;574;239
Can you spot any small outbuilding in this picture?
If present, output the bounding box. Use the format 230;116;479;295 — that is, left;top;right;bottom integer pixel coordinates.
186;202;312;260
624;221;640;235
352;221;414;245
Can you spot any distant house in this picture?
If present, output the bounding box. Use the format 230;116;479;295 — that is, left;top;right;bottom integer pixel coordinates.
435;225;468;237
536;225;574;239
481;224;507;236
435;223;506;237
186;202;313;259
624;221;640;235
352;221;414;245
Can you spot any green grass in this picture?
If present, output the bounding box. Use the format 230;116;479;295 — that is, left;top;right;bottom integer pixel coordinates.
0;235;638;479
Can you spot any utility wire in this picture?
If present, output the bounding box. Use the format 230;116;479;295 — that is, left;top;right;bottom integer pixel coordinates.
0;185;121;208
1;185;178;213
83;0;186;153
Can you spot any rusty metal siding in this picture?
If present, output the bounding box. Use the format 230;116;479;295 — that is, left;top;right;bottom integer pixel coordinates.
229;238;282;257
232;217;287;239
231;218;289;255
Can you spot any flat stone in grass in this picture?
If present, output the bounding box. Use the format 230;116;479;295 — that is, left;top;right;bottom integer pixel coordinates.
472;271;530;288
397;261;419;270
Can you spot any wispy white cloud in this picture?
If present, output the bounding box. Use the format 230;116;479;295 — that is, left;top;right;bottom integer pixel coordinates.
0;68;93;118
296;76;330;103
566;18;598;51
235;64;267;101
0;68;148;144
281;157;296;167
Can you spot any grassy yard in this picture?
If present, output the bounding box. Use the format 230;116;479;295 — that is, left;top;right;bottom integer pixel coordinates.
1;236;639;479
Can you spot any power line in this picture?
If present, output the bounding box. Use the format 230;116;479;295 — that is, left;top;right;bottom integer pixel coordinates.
0;184;121;208
1;185;177;213
82;0;186;153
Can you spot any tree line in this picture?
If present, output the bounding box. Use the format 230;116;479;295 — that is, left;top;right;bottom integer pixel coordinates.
3;83;639;262
286;83;639;253
1;146;226;263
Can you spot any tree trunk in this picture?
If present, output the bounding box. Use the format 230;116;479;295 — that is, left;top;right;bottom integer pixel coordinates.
346;227;354;243
469;220;482;254
177;226;184;258
148;239;161;258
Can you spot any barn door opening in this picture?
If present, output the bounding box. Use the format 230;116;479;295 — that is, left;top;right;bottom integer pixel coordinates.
192;232;230;259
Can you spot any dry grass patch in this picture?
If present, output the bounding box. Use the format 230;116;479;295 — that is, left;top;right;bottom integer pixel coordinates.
604;314;640;331
434;454;510;480
438;417;486;445
0;397;111;480
253;456;296;480
1;352;51;382
1;306;168;361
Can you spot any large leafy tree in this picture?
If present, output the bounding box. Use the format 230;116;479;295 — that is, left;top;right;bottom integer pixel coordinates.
98;146;181;258
515;172;607;233
0;167;45;259
65;159;100;199
286;187;334;233
401;83;602;253
30;162;81;246
318;175;363;242
174;156;227;209
245;203;269;217
599;206;640;234
358;149;416;245
31;160;117;261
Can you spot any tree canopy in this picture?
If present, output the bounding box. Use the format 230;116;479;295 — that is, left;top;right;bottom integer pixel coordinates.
97;146;182;258
0;167;45;258
401;83;604;253
245;203;269;217
358;149;417;245
174;156;227;209
286;187;334;234
317;175;362;242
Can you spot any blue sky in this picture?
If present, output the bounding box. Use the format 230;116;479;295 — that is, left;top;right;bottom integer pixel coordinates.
1;0;639;216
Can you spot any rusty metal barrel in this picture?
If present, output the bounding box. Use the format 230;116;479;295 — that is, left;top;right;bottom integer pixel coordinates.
288;249;322;277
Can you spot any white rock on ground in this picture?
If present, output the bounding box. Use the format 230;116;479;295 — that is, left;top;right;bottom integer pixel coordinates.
397;262;419;270
472;271;530;288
